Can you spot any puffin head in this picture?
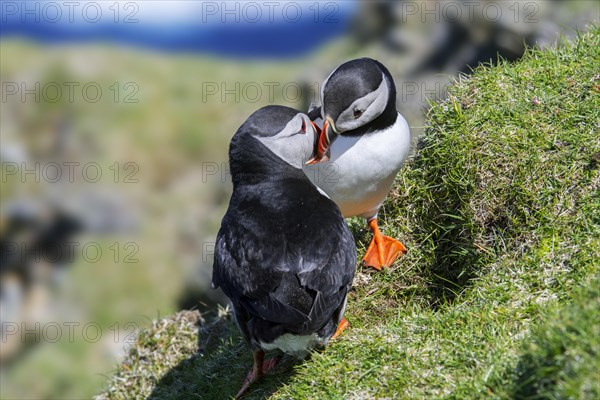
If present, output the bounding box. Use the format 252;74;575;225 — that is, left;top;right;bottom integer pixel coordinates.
307;58;397;164
243;105;319;169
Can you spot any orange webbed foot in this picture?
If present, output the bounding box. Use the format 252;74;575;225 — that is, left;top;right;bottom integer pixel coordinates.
361;218;407;270
331;317;349;340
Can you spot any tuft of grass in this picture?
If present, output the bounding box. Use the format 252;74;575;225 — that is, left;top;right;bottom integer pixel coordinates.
97;27;600;399
96;310;205;400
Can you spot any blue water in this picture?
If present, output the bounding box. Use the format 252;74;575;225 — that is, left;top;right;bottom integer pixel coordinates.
0;1;357;58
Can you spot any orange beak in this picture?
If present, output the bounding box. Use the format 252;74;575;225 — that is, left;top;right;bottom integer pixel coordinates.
306;120;332;164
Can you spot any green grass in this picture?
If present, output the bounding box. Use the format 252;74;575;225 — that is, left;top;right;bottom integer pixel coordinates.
97;27;600;400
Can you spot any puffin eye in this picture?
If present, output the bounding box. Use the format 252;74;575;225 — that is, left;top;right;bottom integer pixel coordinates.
300;120;306;133
353;109;363;119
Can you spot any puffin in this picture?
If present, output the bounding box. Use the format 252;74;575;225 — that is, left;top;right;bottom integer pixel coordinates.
211;105;356;399
304;58;411;270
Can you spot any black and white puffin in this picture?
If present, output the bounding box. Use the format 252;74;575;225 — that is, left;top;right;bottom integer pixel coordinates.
304;58;411;270
212;105;356;398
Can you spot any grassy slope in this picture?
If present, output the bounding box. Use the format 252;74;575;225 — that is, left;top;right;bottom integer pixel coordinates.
97;28;600;399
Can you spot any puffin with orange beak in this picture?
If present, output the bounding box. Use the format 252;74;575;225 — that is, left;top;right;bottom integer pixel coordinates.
304;58;411;270
212;106;356;398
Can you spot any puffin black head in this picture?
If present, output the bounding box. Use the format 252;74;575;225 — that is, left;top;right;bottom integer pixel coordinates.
308;58;397;164
230;106;319;179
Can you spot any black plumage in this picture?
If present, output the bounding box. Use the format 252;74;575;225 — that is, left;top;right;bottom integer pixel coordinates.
212;106;356;353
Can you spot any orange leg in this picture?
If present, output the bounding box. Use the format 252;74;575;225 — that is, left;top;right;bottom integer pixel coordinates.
235;350;279;399
331;317;349;340
362;218;407;270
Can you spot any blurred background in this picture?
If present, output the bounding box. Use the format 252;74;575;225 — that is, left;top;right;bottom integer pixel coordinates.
1;1;598;398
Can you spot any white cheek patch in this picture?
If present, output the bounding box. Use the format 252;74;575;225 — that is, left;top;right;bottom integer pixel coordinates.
252;114;313;169
336;73;389;132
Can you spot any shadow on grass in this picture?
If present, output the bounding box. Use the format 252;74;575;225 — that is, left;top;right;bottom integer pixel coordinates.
423;210;485;309
400;139;491;310
147;317;299;400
